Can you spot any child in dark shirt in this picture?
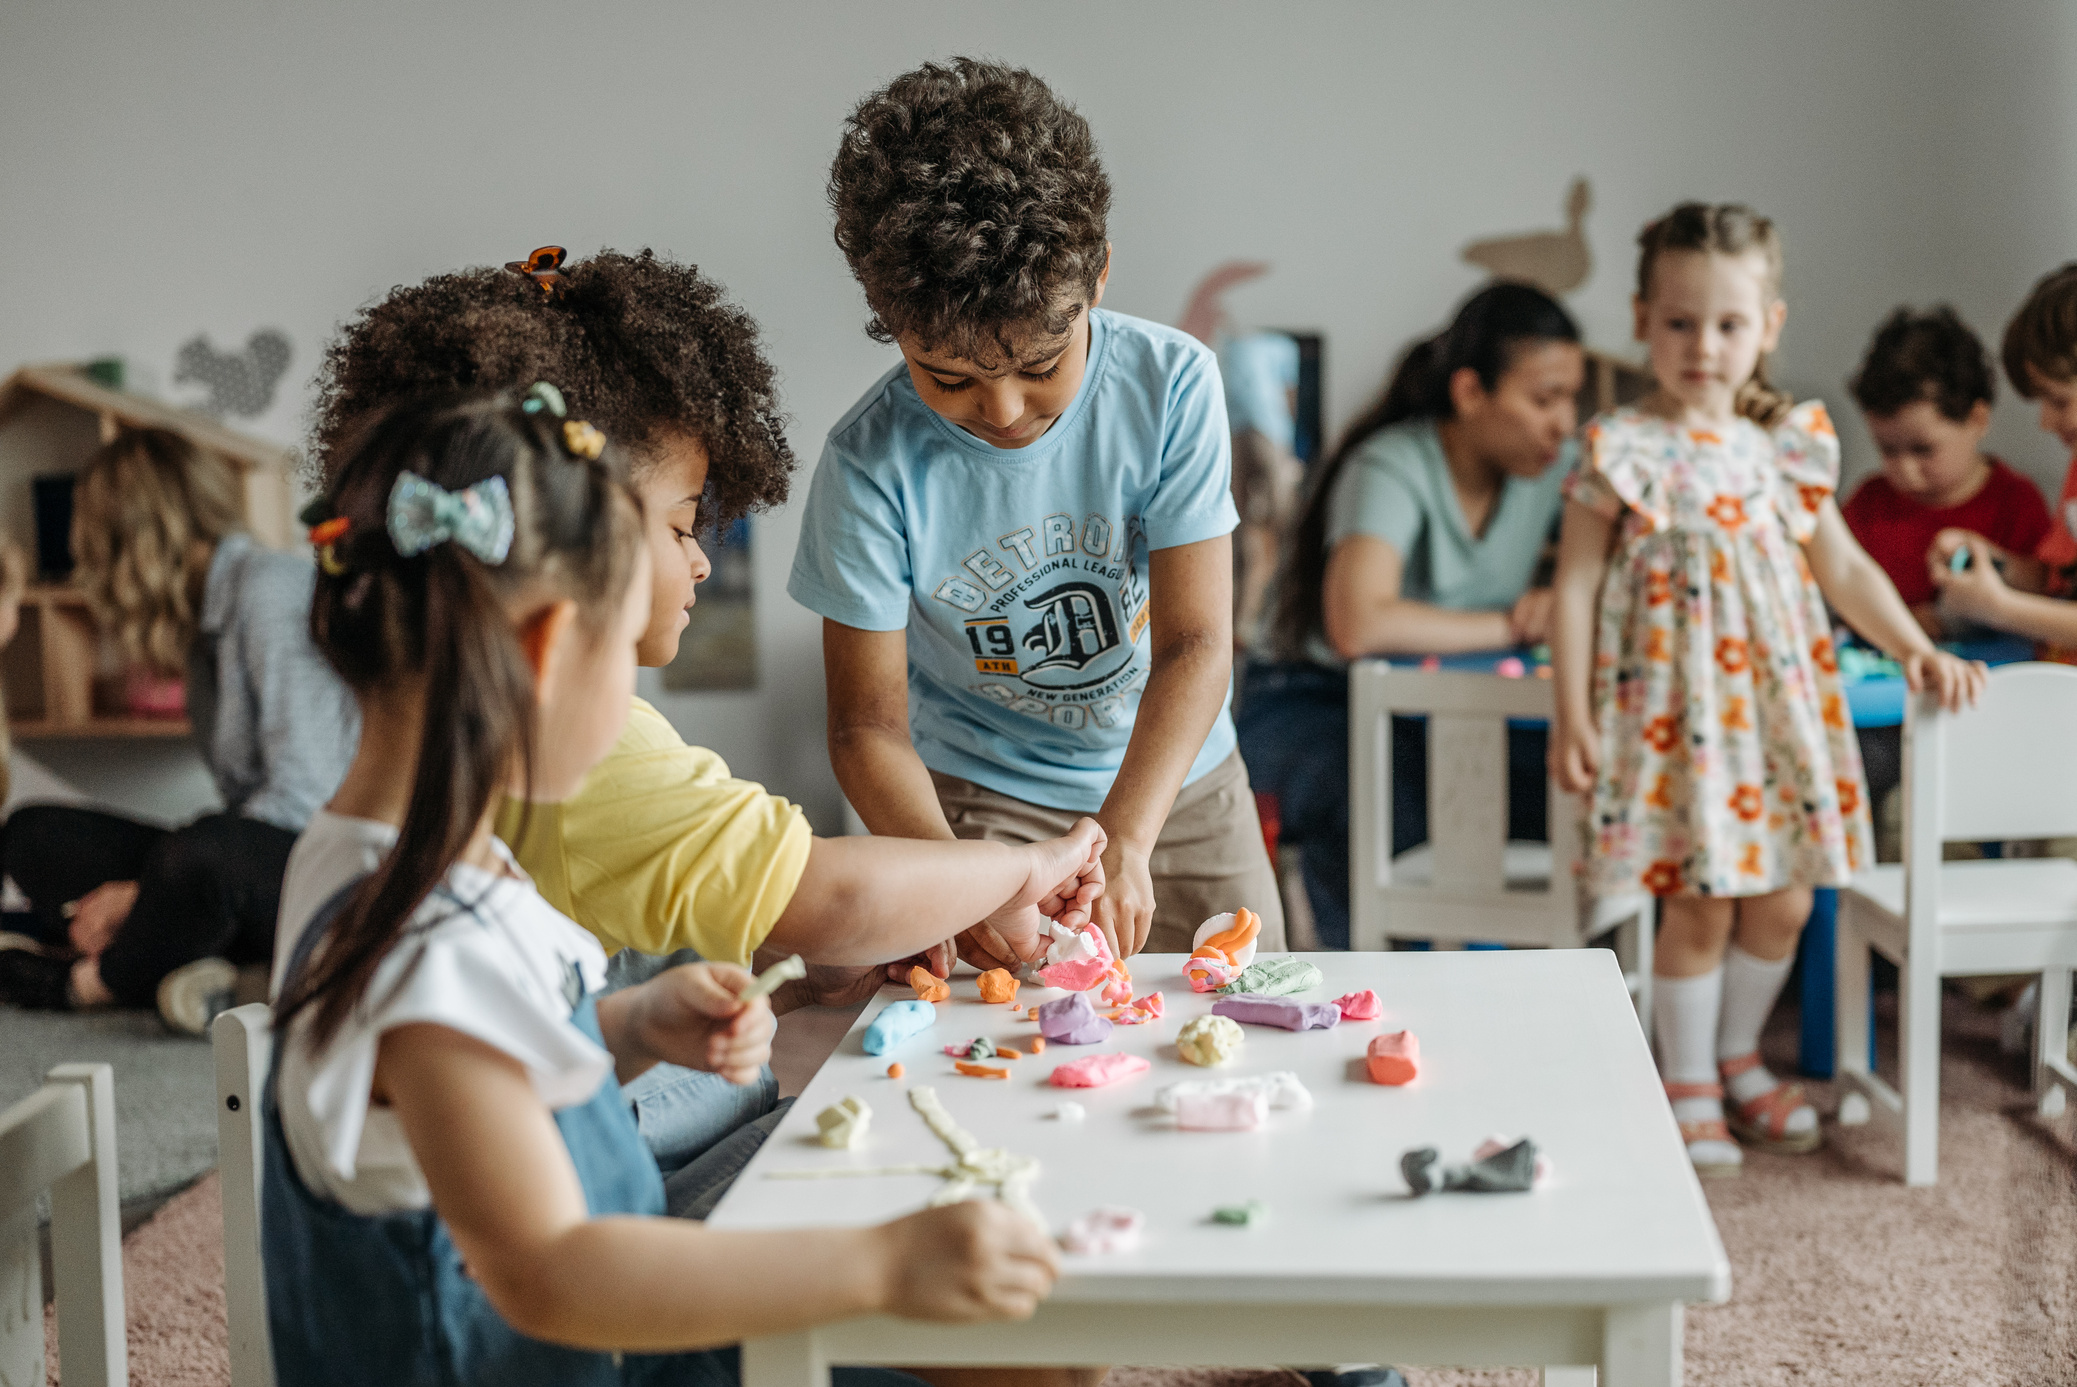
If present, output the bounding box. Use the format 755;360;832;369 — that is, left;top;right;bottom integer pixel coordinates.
1842;306;2050;642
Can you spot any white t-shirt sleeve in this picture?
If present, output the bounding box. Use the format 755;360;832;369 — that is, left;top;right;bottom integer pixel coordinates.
276;834;611;1215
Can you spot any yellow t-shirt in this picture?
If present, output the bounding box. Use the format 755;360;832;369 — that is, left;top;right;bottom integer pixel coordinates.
496;697;813;965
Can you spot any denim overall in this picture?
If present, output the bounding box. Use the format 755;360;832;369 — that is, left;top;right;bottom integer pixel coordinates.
262;884;739;1387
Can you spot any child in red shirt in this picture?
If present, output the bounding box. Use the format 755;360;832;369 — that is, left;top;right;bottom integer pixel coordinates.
1843;307;2050;641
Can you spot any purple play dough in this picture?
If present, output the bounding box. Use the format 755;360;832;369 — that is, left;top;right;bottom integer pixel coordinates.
1037;992;1115;1045
1211;993;1341;1032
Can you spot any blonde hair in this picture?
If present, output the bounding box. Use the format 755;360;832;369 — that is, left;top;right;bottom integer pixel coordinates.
71;429;246;674
1635;202;1793;428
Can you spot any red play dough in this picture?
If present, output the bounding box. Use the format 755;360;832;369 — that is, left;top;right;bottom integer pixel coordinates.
1049;1053;1152;1088
1367;1030;1420;1085
1335;989;1381;1021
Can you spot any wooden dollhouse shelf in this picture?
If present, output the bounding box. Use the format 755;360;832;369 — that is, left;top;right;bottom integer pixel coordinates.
5;584;190;740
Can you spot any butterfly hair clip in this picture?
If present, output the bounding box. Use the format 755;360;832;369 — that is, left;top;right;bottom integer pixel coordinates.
504;245;568;295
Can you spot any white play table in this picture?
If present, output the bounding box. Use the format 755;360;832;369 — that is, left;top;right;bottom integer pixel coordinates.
709;950;1729;1386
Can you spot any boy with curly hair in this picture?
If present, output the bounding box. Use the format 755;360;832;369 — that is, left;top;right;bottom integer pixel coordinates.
311;247;1105;1215
791;59;1285;963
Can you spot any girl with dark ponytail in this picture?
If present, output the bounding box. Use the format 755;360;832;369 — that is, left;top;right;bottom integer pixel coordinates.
264;389;1053;1385
1237;282;1584;947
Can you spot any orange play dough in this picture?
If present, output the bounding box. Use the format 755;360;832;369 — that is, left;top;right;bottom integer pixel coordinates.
1192;906;1262;965
886;1063;905;1079
976;968;1020;1004
909;966;950;1003
954;1060;1010;1079
1367;1030;1420;1085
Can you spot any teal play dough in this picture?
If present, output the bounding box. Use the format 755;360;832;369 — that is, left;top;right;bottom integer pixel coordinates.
1215;956;1323;997
863;999;936;1055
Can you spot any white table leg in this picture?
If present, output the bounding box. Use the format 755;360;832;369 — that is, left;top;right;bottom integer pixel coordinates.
742;1333;828;1387
1542;1366;1596;1386
1602;1302;1680;1387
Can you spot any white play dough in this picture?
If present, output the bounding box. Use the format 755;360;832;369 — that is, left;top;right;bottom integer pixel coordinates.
1191;912;1260;966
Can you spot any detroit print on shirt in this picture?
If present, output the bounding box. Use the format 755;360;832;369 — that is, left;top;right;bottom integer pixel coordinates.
789;309;1241;813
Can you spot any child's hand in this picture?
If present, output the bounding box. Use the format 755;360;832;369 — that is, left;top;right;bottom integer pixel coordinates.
1550;719;1600;795
1928;537;2010;625
1509;588;1557;645
1091;840;1155;961
625;962;774;1086
1900;651;1988;713
876;1200;1059;1322
1020;818;1107;936
67;880;139;956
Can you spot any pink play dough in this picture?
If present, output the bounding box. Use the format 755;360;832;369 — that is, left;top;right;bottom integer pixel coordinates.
1062;1206;1143;1254
1174;1090;1269;1131
1049;1053;1152;1088
1367;1030;1420;1085
1335;989;1381;1020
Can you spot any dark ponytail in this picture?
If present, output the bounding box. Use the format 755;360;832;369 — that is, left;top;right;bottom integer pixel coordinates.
274;391;640;1052
1268;282;1579;659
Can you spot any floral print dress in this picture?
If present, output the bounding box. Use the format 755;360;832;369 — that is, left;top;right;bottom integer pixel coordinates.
1564;401;1873;898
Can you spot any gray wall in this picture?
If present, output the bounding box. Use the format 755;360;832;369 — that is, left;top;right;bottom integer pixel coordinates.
4;1;2072;829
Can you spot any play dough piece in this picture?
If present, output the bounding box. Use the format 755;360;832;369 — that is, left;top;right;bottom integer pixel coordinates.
995;1046;1023;1059
1367;1030;1420;1085
1049;1053;1152;1089
886;1063;904;1079
954;1061;1010;1079
944;1037;998;1061
1156;1071;1311;1113
1191;908;1263;967
1184;955;1238;993
1062;1206;1143;1255
1037;993;1114;1046
1052;1101;1085;1122
909;966;950;1003
1175;1090;1268;1131
863;1000;936;1055
1212;1200;1268;1226
1473;1134;1553;1185
741;953;806;1002
977;968;1021;1004
1418;656;1442;672
1100;969;1134;1007
1216;956;1324;997
1401;1137;1540;1195
1212;993;1341;1031
1113;991;1165;1025
815;1096;871;1149
1028;1037;1045;1054
1176;1014;1245;1066
1335;989;1382;1021
1495;656;1526;678
1036;923;1115;992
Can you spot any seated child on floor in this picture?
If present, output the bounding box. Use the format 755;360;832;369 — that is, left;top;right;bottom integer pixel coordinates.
266;390;1053;1386
1842;306;2050;641
1933;264;2077;656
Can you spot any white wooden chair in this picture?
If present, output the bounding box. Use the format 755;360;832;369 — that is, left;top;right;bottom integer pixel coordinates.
1836;662;2077;1185
0;1063;124;1386
214;1002;276;1387
1349;663;1654;1031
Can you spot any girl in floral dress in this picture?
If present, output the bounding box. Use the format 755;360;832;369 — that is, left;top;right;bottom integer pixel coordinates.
1550;203;1986;1177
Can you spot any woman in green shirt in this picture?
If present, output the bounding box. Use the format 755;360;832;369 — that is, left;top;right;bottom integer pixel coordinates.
1238;283;1584;945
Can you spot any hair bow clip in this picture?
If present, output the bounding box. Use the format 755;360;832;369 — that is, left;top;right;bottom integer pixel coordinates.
387;472;516;565
309;516;352;576
562;420;606;460
520;381;567;418
504;245;567;295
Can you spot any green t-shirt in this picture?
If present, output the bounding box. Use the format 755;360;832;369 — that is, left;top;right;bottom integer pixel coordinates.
1306;420;1574;666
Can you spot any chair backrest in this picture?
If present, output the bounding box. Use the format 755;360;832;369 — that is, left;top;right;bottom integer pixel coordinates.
0;1064;124;1387
1905;662;2077;850
1349;662;1583;950
213;1003;275;1387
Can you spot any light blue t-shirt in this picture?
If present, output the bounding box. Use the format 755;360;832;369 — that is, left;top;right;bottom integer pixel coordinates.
788;308;1241;812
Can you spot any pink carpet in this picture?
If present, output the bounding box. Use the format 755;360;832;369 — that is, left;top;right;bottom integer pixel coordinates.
43;996;2077;1385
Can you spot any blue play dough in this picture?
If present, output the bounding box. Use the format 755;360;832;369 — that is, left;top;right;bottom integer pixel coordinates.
863;999;937;1055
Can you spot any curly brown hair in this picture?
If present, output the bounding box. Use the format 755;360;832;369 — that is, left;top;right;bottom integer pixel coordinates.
2002;262;2077;398
830;58;1112;362
309;248;792;527
1850;306;1994;422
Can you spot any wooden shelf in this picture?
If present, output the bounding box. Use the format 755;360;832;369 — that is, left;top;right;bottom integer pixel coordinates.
11;716;189;740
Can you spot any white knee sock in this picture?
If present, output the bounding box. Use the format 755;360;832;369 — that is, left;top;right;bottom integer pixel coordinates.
1655;968;1725;1121
1717;944;1813;1135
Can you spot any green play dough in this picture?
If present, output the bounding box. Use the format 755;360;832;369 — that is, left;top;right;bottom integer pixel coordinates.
1216;956;1323;997
1213;1200;1268;1226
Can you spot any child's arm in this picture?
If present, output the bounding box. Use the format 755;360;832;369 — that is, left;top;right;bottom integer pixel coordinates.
1548;501;1613;793
1926;539;2077;647
1803;502;1985;710
1089;534;1234;959
1322;535;1536;655
379;1023;1059;1352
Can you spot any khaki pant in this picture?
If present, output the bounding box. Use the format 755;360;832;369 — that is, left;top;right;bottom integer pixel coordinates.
930;749;1287;956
